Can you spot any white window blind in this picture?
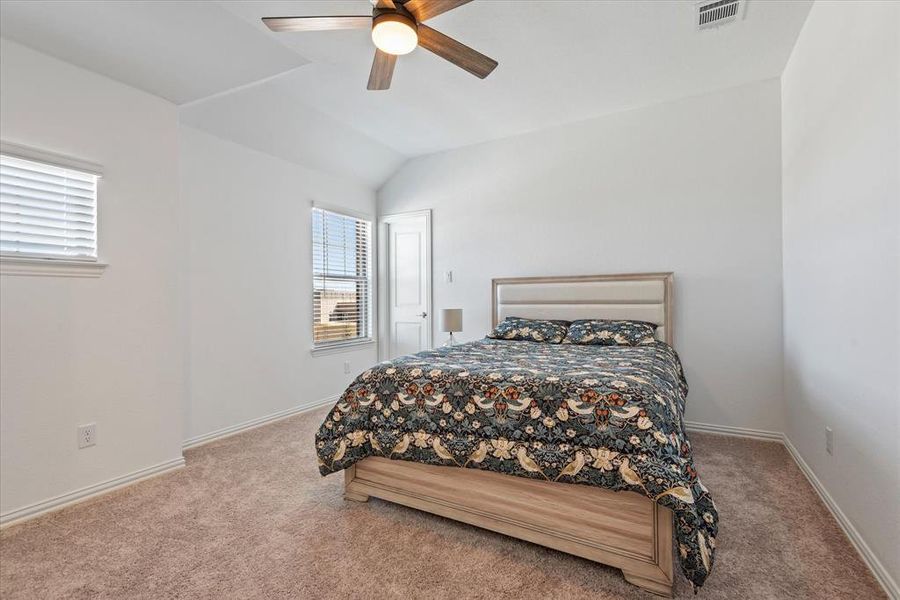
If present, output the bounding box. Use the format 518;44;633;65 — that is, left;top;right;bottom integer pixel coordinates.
0;154;99;260
312;207;372;347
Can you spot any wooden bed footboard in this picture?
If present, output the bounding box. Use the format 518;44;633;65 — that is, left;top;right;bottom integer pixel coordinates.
344;457;675;597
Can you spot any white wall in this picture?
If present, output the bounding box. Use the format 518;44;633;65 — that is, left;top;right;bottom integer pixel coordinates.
782;1;899;591
0;37;391;515
0;39;185;518
180;126;378;443
379;79;785;433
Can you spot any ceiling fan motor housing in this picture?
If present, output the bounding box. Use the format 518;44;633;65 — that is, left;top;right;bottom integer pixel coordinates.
373;10;417;32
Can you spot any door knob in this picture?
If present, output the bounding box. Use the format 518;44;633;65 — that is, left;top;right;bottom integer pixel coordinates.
419;312;428;318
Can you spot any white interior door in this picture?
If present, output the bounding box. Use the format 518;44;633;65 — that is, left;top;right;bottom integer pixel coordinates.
382;211;431;359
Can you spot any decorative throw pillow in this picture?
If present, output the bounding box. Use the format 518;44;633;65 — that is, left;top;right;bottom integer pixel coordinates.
487;317;570;344
563;320;658;346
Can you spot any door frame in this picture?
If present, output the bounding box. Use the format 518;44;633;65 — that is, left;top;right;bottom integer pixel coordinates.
377;209;432;361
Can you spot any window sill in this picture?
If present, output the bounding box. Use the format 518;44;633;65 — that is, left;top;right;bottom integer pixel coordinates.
0;256;107;278
310;339;376;357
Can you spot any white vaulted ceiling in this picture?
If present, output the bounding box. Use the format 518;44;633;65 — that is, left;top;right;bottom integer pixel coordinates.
0;0;813;183
0;1;308;104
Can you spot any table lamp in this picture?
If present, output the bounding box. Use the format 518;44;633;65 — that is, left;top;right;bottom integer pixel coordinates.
439;308;463;347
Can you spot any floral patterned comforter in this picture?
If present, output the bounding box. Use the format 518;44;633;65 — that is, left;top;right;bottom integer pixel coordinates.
315;339;718;589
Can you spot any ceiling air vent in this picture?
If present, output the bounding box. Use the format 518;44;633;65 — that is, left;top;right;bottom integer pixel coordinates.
697;0;743;30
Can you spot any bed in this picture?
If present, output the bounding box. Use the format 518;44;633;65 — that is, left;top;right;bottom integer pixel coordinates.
315;273;717;596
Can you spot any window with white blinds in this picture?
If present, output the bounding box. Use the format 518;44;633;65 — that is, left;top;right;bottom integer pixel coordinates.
0;154;99;260
312;207;372;347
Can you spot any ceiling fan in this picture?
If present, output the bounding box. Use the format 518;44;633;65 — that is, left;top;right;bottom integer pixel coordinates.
262;0;498;90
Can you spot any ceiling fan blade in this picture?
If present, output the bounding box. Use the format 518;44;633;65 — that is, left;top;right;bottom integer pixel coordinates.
367;49;398;90
404;0;473;22
374;0;396;8
262;16;371;32
417;24;497;79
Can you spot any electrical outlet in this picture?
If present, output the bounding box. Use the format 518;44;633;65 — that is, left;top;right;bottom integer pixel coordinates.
445;270;453;284
78;423;96;449
825;426;833;455
343;361;350;374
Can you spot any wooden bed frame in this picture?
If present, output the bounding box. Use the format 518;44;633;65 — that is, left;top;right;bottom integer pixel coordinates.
345;273;677;597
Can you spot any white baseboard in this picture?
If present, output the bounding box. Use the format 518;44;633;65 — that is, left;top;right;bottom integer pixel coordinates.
0;395;340;529
686;420;895;598
2;406;894;598
182;394;338;450
684;420;783;442
0;456;185;528
782;436;899;600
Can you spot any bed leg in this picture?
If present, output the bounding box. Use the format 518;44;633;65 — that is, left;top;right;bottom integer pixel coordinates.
622;571;674;598
622;504;675;596
344;490;370;502
343;465;370;502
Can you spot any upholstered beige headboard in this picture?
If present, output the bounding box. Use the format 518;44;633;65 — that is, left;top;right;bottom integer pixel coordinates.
491;273;674;345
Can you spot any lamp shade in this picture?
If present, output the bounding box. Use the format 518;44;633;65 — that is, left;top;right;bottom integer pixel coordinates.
439;308;463;333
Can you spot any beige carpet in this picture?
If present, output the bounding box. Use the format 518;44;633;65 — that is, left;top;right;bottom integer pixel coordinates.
0;407;885;599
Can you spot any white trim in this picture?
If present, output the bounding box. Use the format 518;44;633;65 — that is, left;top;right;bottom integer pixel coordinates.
310;200;374;223
684;420;783;442
310;339;376;357
0;396;342;529
686;421;897;598
0;140;103;176
377;209;433;360
782;435;899;600
310;204;376;351
0;256;108;278
0;456;184;528
183;394;339;450
1;146;103;264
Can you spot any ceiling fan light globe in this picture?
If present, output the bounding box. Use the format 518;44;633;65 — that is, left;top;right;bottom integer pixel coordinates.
372;14;418;55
